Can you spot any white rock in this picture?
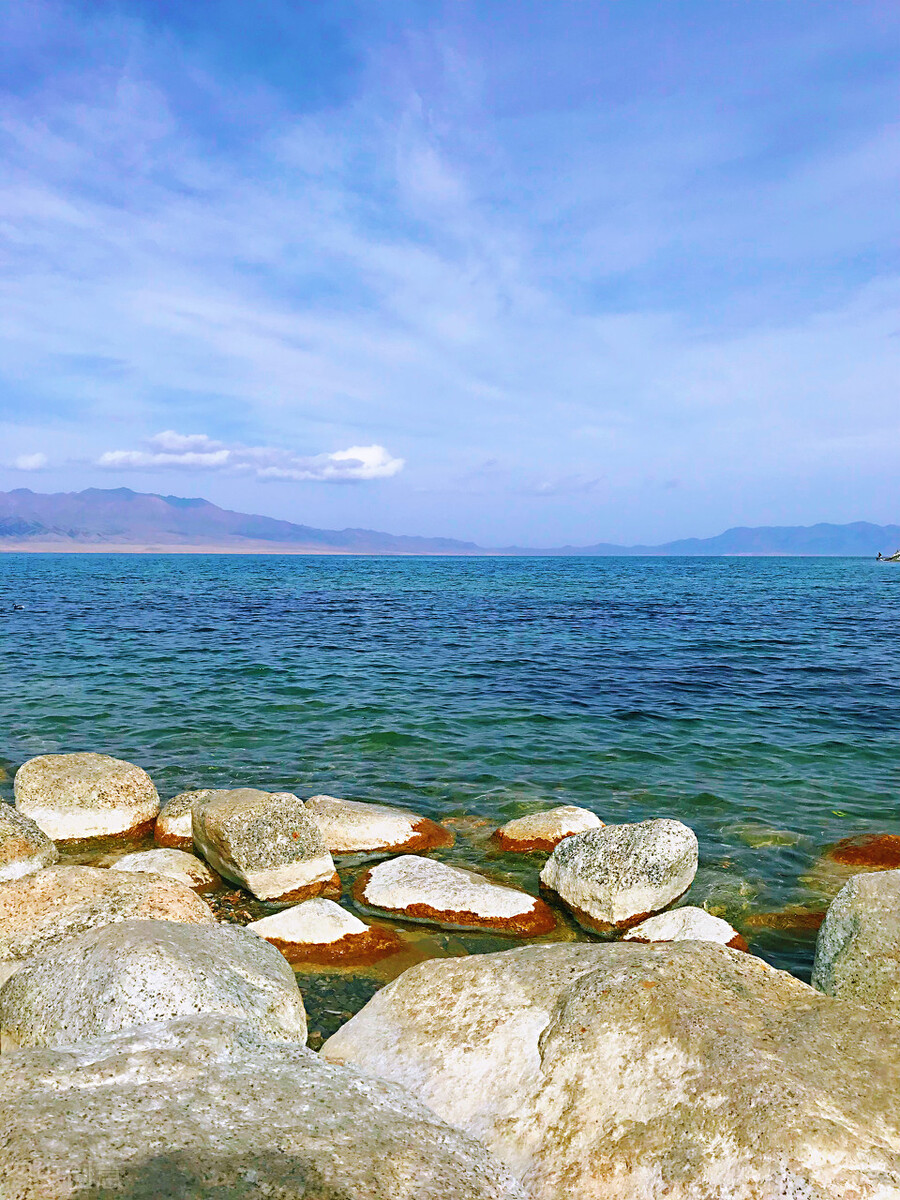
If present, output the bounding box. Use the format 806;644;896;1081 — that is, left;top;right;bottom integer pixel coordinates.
247;897;401;963
540;818;698;930
492;805;603;851
624;904;746;948
192;788;337;902
109;847;218;891
305;794;453;854
0;805;58;882
812;868;900;1013
353;854;556;935
155;789;214;849
14;752;159;842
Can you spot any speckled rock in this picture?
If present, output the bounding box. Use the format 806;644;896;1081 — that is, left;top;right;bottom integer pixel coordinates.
0;1014;526;1200
540;818;698;931
323;940;900;1200
192;788;337;902
492;806;603;852
624;904;747;950
247;897;402;964
0;864;214;982
305;794;453;854
109;847;219;890
1;918;307;1049
353;854;556;935
155;789;215;849
812;868;900;1014
0;804;58;882
14;752;160;842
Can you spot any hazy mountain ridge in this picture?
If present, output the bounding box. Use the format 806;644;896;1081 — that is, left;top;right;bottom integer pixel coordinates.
0;488;897;556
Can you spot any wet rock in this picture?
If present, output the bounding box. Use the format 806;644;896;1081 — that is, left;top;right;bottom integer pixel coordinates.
155;789;214;849
744;908;826;933
0;1015;526;1200
0;804;58;883
1;918;307;1050
492;805;603;852
623;904;747;949
109;847;218;891
192;788;337;902
14;752;160;842
353;854;556;936
812;868;900;1014
826;832;900;870
323;940;900;1200
305;793;453;854
247;897;402;964
540;818;698;931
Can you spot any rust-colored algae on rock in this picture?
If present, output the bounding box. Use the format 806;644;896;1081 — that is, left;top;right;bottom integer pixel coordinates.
827;833;900;870
265;924;402;966
745;909;826;932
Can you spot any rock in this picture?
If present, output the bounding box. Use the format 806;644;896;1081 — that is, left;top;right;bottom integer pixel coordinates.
826;832;900;869
353;854;556;936
192;788;338;902
0;804;58;882
323;940;900;1200
492;805;603;852
14;751;160;842
623;904;747;949
540;818;698;931
744;908;826;933
812;868;900;1013
109;847;219;891
0;1015;526;1200
247;897;402;964
155;788;214;849
305;793;453;854
1;918;307;1049
0;865;214;980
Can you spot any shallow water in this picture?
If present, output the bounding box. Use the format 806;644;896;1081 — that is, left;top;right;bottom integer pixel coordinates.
1;553;898;1029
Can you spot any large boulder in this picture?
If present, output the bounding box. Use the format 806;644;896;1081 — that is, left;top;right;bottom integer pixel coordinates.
192;788;338;902
492;805;603;852
0;865;213;982
14;752;160;842
305;794;453;854
0;803;58;882
0;1015;526;1200
624;904;746;950
323;941;900;1200
540;818;698;931
155;788;214;849
1;918;307;1049
109;847;219;891
248;897;401;964
353;854;556;935
812;868;900;1013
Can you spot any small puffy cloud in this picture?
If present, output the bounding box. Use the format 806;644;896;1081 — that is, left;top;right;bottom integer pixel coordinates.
12;453;49;470
96;431;404;483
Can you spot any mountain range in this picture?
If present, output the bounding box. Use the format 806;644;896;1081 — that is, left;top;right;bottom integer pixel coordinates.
0;487;897;556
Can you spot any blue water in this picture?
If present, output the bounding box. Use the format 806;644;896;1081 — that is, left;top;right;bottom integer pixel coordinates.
1;553;898;999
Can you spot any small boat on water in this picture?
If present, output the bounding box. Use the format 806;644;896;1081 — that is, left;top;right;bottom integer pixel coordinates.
876;550;900;562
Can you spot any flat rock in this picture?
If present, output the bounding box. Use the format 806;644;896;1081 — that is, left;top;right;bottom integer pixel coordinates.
0;1014;526;1200
0;864;214;980
323;940;900;1200
305;794;453;854
353;854;556;935
0;803;58;883
812;868;900;1014
14;752;160;842
155;788;215;849
492;805;603;852
540;818;698;931
192;788;337;902
624;904;747;949
1;918;307;1049
109;847;219;890
247;897;402;964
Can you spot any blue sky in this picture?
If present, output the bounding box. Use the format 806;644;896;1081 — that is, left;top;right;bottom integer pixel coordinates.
1;0;898;546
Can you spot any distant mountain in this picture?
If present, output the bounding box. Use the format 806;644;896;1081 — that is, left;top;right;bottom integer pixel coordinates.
0;488;897;556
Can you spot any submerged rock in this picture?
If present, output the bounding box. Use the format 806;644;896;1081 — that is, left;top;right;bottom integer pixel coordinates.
0;1014;526;1200
192;788;337;902
492;805;603;852
323;940;900;1200
826;832;900;870
812;868;900;1014
109;847;219;890
305;794;453;854
14;752;160;842
0;804;58;883
540;818;698;931
623;904;747;949
155;789;214;849
247;897;402;964
353;854;556;936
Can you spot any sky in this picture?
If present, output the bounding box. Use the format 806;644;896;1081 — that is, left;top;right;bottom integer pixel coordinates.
0;0;898;547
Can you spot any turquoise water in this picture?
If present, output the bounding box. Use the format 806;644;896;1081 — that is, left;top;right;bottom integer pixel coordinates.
1;553;898;1016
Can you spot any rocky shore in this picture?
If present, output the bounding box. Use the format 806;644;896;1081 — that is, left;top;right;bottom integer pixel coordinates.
2;750;900;1198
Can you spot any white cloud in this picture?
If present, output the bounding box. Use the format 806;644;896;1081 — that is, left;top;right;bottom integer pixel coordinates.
12;452;48;470
96;431;404;483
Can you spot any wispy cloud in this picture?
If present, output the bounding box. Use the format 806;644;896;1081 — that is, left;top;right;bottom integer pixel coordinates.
11;452;48;471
